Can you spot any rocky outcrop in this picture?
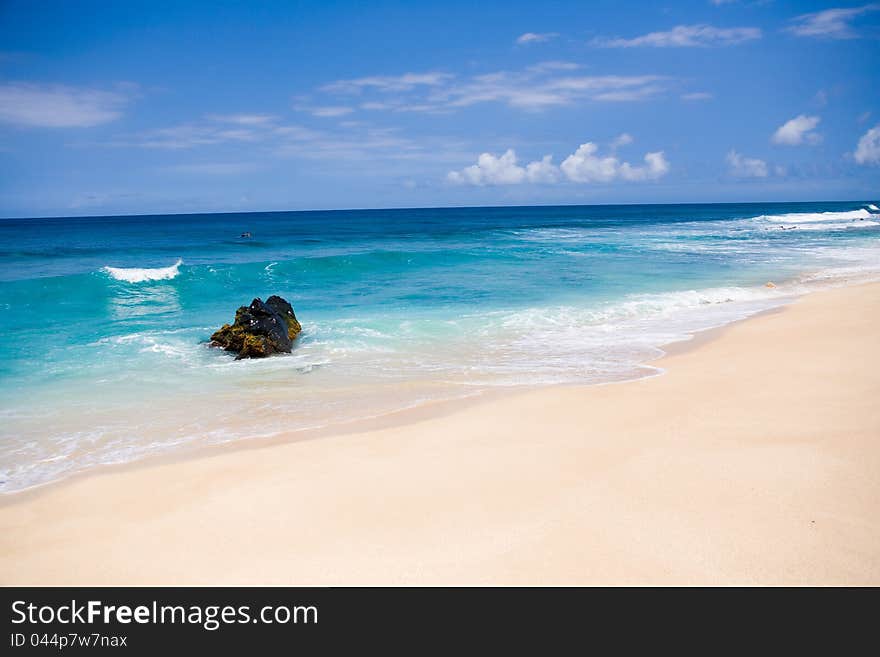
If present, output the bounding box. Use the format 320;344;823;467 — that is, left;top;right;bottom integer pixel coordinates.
210;295;302;359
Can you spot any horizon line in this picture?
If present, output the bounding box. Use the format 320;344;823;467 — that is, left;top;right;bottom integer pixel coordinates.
2;197;877;222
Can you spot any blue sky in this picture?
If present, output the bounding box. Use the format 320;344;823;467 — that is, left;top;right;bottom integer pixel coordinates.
0;0;878;217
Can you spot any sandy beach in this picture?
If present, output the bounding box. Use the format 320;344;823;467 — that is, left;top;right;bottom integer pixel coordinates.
1;281;878;586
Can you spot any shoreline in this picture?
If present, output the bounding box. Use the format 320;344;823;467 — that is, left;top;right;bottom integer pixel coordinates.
0;293;791;504
3;261;876;499
1;281;878;584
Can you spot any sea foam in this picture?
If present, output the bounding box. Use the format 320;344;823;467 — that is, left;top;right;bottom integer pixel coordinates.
749;208;879;232
754;209;874;224
103;259;183;283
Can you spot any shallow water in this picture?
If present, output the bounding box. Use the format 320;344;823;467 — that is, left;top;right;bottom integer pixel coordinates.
1;201;879;492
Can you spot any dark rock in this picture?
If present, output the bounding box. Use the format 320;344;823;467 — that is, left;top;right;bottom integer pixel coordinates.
210;295;302;359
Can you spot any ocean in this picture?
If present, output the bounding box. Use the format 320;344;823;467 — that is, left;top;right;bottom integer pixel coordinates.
1;201;878;493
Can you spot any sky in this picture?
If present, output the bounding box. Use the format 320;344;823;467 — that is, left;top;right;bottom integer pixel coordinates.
0;0;878;217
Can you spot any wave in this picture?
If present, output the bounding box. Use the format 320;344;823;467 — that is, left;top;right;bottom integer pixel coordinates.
868;204;879;211
773;220;879;231
492;284;785;343
753;209;874;224
102;259;183;283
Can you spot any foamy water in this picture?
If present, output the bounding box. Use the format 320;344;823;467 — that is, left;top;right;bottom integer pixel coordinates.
1;202;878;492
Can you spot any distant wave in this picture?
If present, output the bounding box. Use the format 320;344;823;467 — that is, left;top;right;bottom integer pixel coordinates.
751;208;878;231
102;259;183;283
868;204;879;211
755;208;873;223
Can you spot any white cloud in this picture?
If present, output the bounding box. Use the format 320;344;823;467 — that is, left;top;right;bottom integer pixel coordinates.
786;5;878;39
525;155;561;183
623;151;671;180
0;83;131;127
592;86;664;102
681;91;714;101
854;125;880;164
319;65;667;113
772;114;821;145
610;133;634;149
525;61;581;73
306;106;355;117
726;150;768;178
321;72;453;94
448;141;670;186
561;143;669;182
516;32;559;45
593;24;761;48
447;150;528;185
207;114;276;125
441;73;665;110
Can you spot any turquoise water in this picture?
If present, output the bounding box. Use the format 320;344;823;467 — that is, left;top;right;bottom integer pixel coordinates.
1;201;879;492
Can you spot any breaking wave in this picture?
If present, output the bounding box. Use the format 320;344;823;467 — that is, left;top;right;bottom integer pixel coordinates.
754;208;875;224
102;259;183;283
749;208;879;232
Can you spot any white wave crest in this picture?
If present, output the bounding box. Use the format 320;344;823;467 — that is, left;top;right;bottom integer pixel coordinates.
754;209;873;224
103;259;183;283
749;208;880;232
868;204;879;211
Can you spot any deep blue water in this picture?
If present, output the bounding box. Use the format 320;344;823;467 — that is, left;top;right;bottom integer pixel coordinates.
1;201;878;491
